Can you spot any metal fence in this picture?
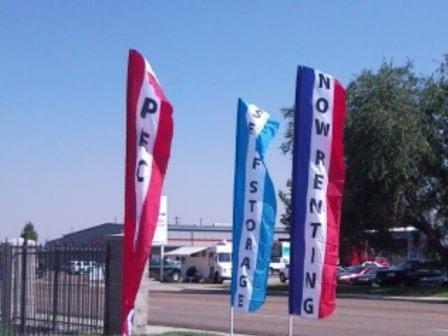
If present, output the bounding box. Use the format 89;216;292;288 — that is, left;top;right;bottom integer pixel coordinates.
0;241;106;335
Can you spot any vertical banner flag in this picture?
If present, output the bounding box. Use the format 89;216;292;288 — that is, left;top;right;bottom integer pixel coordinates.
289;66;346;319
122;49;173;335
231;99;279;312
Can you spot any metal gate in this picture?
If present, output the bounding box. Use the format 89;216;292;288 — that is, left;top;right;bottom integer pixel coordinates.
0;241;106;335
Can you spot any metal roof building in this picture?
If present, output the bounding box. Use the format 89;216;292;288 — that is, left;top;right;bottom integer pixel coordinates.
46;223;123;246
167;223;288;247
47;222;289;248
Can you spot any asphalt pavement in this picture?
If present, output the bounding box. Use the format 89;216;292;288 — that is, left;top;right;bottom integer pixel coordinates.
147;281;448;336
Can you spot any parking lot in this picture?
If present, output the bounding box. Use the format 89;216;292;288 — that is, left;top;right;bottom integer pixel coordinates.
147;280;448;336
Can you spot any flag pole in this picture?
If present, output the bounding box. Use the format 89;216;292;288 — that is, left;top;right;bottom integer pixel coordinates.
230;306;234;336
288;315;293;336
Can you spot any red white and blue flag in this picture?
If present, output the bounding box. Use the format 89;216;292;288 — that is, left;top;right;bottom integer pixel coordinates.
289;66;345;318
122;49;173;335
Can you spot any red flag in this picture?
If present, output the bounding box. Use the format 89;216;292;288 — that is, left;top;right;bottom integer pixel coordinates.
122;49;173;335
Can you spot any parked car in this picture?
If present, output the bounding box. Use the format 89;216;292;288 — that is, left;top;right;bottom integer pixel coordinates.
68;260;96;275
279;264;289;283
149;257;181;282
361;261;383;268
337;266;346;273
376;260;442;287
337;266;376;285
87;263;105;281
269;257;287;274
352;267;388;286
418;269;448;287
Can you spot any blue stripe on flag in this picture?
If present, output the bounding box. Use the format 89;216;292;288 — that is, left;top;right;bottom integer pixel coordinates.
231;98;250;306
289;66;315;315
248;119;279;312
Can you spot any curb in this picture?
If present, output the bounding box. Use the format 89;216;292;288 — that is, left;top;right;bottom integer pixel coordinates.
336;293;448;304
148;282;448;304
265;290;448;304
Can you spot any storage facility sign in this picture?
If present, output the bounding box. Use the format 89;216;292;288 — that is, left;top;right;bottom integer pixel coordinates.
231;98;279;312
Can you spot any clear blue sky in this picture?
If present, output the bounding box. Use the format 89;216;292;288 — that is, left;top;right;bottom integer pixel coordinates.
1;1;447;241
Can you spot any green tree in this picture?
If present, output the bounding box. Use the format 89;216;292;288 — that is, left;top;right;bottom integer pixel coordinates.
21;221;38;241
279;58;448;266
403;56;448;264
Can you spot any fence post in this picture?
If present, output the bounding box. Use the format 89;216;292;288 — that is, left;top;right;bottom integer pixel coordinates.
104;234;123;335
1;242;13;324
104;234;151;335
52;247;60;331
19;240;28;335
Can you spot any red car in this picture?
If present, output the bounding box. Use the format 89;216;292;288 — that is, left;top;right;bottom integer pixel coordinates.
337;266;376;285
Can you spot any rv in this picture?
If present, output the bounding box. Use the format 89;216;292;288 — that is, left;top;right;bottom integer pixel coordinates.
165;241;232;283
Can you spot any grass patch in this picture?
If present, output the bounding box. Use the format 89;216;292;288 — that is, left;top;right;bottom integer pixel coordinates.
266;283;448;297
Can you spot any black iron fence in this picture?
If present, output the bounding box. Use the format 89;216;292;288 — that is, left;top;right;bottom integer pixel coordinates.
0;241;106;335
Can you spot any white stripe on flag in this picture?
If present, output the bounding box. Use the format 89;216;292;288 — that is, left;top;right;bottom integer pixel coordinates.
133;61;161;247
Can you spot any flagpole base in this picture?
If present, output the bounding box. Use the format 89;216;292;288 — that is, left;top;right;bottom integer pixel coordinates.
230;306;234;336
288;315;293;336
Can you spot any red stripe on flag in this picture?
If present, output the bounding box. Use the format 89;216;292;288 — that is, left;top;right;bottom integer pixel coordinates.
318;80;346;318
122;49;144;333
124;49;143;243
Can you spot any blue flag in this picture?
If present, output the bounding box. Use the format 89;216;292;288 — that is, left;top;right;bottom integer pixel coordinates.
231;98;279;312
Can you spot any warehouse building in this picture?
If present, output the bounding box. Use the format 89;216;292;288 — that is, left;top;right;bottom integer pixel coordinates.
47;222;289;251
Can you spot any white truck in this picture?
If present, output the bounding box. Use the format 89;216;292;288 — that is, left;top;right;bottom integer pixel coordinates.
166;241;232;283
269;241;290;274
209;241;232;283
280;241;290;265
